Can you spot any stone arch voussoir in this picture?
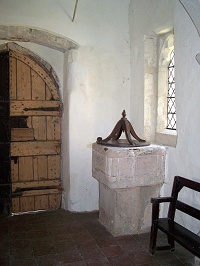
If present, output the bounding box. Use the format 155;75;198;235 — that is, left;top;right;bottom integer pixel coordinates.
0;25;79;52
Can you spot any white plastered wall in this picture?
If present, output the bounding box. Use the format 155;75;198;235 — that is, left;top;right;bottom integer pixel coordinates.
2;0;200;233
129;0;200;233
0;0;131;212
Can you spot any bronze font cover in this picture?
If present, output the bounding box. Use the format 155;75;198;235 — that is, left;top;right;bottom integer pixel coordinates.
97;110;150;147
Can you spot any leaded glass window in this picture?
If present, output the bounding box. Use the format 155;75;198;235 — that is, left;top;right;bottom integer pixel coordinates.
167;50;176;130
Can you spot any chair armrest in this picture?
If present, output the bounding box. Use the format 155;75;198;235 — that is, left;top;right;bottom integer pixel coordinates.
151;197;174;204
151;197;174;222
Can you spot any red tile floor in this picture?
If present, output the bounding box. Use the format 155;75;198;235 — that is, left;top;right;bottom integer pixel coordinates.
0;209;196;265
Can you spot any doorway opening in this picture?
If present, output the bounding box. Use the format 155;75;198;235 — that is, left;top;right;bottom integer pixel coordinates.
0;43;62;215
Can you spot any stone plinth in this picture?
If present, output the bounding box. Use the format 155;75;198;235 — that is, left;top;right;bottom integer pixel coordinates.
92;143;166;236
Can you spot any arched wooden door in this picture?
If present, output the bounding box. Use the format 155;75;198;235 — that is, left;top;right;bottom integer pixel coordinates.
9;50;62;213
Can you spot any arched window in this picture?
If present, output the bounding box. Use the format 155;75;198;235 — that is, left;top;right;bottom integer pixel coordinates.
155;33;177;147
143;31;177;146
167;50;176;130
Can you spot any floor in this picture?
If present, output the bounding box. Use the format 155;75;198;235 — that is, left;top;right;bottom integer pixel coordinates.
0;209;196;266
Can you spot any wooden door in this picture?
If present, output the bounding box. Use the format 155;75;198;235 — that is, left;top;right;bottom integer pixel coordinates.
0;51;11;215
10;51;62;213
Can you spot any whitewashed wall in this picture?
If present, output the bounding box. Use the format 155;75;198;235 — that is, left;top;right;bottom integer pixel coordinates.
2;0;200;233
0;0;131;211
129;0;200;233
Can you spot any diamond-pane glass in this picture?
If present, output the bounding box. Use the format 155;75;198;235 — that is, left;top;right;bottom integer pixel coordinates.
167;50;176;130
168;83;175;97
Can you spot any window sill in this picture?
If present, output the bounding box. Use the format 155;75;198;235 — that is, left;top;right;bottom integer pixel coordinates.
155;129;177;147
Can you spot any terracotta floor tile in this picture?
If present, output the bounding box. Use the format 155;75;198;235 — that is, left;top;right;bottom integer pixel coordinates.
107;254;135;266
137;262;161;266
9;239;30;249
80;247;105;260
67;226;87;234
131;251;162;265
50;232;72;242
29;222;49;230
158;258;185;266
55;241;77;253
0;209;195;266
114;235;135;243
33;241;56;256
0;235;9;243
9;231;30;240
0;257;9;266
91;230;112;240
0;226;9;235
65;261;86;266
10;258;37;266
56;250;83;264
123;243;148;255
76;239;98;251
36;254;63;266
133;232;150;242
0;243;10;258
100;245;125;257
153;250;178;260
85;257;111;266
10;246;33;260
71;231;93;244
9;224;28;233
30;236;53;244
27;229;49;238
96;236;117;247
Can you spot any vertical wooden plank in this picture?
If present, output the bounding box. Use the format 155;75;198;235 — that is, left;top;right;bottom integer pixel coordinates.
12;198;20;213
35;195;49;210
31;70;46;100
20;196;35;212
49;194;61;209
10;57;17;99
32;116;46;140
27;116;32;128
48;155;60;179
47;116;60;140
45;84;52;100
33;156;48;180
19;157;33;181
11;159;19;182
33;157;38;181
17;60;31;100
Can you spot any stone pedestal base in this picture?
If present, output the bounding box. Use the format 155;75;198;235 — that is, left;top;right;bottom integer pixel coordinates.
92;143;166;236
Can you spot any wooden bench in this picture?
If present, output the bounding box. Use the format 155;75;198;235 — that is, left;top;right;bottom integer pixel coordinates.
149;175;200;257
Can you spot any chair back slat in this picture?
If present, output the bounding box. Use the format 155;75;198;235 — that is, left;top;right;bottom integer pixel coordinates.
176;200;200;220
168;176;200;220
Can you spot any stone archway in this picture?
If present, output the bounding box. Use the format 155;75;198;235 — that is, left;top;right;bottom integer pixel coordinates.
0;25;79;52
